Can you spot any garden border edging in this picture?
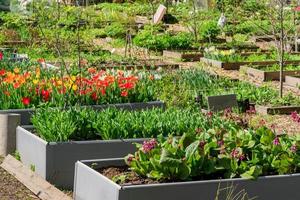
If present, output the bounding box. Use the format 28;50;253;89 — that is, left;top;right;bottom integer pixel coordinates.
73;158;300;200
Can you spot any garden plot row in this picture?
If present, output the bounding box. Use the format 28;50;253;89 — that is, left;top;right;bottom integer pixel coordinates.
1;106;300;200
1;61;300;199
163;44;261;62
1;103;299;200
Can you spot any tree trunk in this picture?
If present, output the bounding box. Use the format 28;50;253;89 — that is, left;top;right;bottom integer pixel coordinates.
279;1;284;98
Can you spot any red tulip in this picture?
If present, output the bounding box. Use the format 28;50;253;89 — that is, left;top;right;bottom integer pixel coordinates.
22;97;31;106
121;90;128;97
0;69;5;76
91;92;98;101
41;89;50;101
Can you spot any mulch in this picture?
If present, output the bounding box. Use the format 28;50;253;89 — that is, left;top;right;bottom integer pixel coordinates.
0;156;39;200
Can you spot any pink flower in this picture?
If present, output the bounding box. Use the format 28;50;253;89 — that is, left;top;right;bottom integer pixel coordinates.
291;111;300;123
290;145;297;153
239;154;245;161
142;139;157;153
217;140;224;147
0;52;3;60
224;107;232;117
273;137;280;146
231;148;240;159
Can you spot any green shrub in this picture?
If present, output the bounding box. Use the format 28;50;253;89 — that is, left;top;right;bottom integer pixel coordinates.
104;22;127;38
198;21;220;41
133;25;193;51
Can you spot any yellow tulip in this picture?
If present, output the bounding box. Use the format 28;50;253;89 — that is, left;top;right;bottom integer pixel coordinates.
72;84;78;91
33;79;39;84
13;68;20;74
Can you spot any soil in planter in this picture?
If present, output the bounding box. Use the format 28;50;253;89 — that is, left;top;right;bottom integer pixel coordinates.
99;166;159;186
98;166;227;186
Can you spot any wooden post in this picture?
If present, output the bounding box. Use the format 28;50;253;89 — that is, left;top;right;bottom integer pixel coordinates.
0;114;21;156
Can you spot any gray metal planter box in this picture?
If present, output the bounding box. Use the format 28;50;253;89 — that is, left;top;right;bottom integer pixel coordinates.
0;101;164;125
74;158;300;200
16;127;147;189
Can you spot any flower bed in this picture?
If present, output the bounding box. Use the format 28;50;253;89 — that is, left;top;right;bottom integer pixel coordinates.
0;67;157;109
0;65;162;124
17;107;239;188
74;126;300;200
240;65;300;81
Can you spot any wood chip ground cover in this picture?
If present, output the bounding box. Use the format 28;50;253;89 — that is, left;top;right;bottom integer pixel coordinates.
0;157;39;200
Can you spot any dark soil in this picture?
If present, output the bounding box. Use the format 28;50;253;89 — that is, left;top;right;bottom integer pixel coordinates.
0;157;39;200
99;166;159;186
99;166;227;186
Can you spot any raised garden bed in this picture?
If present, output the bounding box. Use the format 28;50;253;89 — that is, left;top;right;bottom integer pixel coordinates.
240;65;300;81
73;158;300;200
255;105;300;115
97;60;179;70
0;101;165;125
201;57;300;70
250;35;276;42
16;126;146;189
163;50;203;62
285;75;300;88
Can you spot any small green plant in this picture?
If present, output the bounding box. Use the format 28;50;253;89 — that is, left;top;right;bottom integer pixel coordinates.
14;151;21;161
199;21;221;42
30;164;36;172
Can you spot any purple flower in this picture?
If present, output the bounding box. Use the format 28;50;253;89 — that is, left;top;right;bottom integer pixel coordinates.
290;144;297;153
239;154;245;161
273;137;280;146
217;140;224;147
291;111;300;123
142;139;157;153
230;148;240;159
